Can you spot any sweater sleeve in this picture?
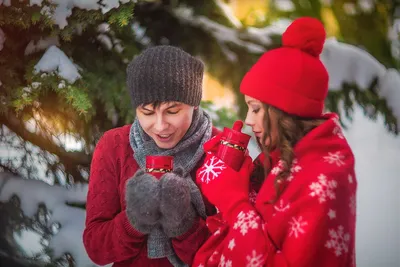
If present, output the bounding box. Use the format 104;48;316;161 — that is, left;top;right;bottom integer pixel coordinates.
83;131;146;265
171;217;211;265
194;170;356;267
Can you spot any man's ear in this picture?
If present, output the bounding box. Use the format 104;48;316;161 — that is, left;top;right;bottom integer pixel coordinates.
194;106;199;110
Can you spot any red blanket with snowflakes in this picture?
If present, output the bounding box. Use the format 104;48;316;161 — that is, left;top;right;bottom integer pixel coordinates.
194;113;357;267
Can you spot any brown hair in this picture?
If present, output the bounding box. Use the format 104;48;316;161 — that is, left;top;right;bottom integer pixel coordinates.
252;104;325;203
139;101;175;109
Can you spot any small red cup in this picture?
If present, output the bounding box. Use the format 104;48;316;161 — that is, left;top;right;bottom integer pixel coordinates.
217;121;251;171
145;155;174;179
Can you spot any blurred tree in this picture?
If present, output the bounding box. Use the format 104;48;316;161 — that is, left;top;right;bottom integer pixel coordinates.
268;0;399;132
0;0;399;185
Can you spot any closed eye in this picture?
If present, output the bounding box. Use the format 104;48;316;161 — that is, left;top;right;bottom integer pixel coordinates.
167;110;180;114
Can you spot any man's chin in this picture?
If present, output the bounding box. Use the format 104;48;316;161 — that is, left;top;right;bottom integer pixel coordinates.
155;140;178;149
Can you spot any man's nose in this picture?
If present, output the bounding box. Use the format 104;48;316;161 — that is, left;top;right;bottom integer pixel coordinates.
154;115;169;132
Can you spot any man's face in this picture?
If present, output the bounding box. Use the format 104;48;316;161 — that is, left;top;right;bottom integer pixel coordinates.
136;101;195;149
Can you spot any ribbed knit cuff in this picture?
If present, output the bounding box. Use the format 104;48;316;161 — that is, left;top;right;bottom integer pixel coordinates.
118;211;146;237
174;216;200;241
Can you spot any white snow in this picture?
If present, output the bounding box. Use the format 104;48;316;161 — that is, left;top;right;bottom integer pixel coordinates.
0;173;92;267
25;36;60;56
321;37;400;132
342;107;400;267
321;37;386;89
24;115;85;152
97;34;113;50
27;0;127;29
242;19;292;47
96;24;125;53
172;6;265;61
215;0;242;29
274;0;295;12
34;45;81;83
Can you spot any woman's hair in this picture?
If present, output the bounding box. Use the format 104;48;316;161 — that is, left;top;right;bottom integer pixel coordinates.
251;104;325;203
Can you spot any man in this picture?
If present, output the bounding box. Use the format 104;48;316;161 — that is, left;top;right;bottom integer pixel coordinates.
83;45;218;267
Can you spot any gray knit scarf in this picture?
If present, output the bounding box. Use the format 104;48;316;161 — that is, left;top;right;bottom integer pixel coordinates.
129;108;212;267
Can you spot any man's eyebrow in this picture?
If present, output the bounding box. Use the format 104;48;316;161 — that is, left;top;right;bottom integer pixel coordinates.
166;103;181;109
141;106;153;111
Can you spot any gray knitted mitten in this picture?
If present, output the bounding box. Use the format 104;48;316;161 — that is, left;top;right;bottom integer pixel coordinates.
125;170;161;234
159;169;196;237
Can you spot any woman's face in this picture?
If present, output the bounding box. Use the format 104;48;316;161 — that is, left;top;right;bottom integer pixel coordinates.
244;95;278;148
136;101;195;149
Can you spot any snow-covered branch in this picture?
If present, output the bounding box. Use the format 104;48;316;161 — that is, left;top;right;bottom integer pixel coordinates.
321;37;400;131
171;7;400;130
0;111;90;169
34;46;81;83
27;0;132;29
0;172;94;267
171;5;265;62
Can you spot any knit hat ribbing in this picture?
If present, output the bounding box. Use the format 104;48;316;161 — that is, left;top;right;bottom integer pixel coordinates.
127;45;204;109
240;17;329;118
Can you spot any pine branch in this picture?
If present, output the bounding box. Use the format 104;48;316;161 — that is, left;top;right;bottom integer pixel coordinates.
0;110;91;178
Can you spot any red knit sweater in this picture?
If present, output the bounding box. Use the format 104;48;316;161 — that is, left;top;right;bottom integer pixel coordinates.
193;113;357;267
83;125;218;267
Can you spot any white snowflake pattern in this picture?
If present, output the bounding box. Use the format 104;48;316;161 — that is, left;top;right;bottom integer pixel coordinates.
332;117;345;139
218;254;233;267
246;250;264;267
197;264;205;267
273;199;290;213
233;210;260;236
349;194;356;216
214;228;221;236
328;209;336;219
209;251;219;263
288;216;308;238
198;156;226;184
288;159;302;181
309;174;338;203
271;160;283;175
249;190;258;205
228;239;236;250
325;225;351;257
323;151;346;166
271;159;301;181
348;174;354;184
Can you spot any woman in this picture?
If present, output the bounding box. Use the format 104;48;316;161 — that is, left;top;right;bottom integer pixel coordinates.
194;17;357;267
83;45;218;267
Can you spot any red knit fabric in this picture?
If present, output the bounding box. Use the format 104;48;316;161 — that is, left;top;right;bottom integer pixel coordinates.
240;17;329;118
194;113;357;266
83;125;219;267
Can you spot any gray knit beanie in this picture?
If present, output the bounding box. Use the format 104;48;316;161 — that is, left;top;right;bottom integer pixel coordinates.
127;45;204;109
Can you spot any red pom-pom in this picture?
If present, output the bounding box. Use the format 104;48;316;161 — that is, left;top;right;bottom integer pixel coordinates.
282;17;326;57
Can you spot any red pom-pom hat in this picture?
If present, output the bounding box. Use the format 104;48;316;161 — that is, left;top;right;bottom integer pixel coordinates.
240;17;329;118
